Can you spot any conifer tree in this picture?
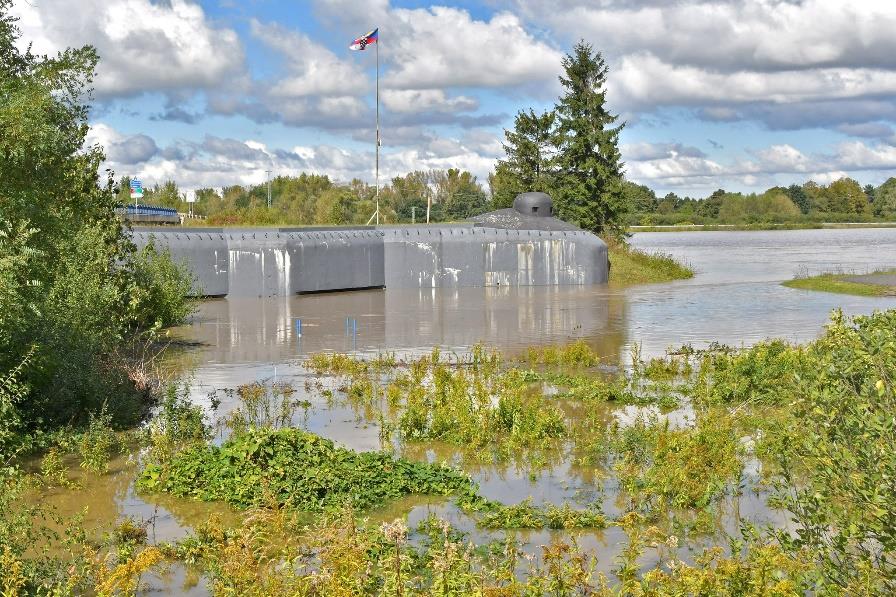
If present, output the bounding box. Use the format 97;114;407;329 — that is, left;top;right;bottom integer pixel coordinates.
554;41;629;237
494;109;557;207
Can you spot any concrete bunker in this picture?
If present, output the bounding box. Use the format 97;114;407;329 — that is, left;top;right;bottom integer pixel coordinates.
130;193;608;297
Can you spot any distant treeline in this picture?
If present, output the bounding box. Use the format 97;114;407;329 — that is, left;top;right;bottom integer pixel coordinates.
120;172;896;228
116;168;490;227
625;177;896;226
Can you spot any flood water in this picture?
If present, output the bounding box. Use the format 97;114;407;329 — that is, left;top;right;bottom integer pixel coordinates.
36;228;896;590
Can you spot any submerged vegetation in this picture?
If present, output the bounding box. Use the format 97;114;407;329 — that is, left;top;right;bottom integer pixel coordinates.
607;239;694;286
783;268;896;297
2;303;895;593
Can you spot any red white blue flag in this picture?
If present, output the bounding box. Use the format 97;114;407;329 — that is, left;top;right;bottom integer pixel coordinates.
349;28;378;51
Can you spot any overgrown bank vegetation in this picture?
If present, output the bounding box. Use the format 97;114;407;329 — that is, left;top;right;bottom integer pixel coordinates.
0;0;195;456
607;240;694;286
4;308;893;594
784;269;896;297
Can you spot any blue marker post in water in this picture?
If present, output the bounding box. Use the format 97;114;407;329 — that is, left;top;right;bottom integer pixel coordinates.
295;318;302;338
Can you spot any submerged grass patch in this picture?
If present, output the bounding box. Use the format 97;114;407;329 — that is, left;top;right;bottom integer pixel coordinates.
607;239;694;287
10;309;896;594
783;269;896;297
138;428;472;511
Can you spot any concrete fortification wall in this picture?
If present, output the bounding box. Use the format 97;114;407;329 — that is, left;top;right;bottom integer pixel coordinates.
130;195;608;297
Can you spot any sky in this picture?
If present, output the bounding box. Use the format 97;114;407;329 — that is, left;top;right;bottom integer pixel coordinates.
10;0;896;197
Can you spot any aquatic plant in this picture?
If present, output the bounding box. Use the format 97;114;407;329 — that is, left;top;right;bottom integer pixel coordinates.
138;428;473;512
77;408;122;475
613;412;742;510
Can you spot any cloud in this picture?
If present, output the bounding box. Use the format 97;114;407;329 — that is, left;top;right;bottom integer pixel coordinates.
11;0;245;99
313;1;563;93
836;122;895;139
622;139;896;191
622;142;706;161
513;0;896;131
250;19;368;99
381;90;478;114
85;124;158;164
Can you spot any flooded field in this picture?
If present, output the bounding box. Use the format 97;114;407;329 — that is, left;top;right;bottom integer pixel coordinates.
27;228;896;593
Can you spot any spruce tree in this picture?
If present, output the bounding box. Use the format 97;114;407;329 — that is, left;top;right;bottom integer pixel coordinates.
494;109;557;208
554;41;629;237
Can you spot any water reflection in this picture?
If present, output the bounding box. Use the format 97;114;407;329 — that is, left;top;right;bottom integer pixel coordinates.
177;285;628;363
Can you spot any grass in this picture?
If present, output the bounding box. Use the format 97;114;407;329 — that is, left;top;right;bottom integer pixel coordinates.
607;240;694;286
783;269;896;297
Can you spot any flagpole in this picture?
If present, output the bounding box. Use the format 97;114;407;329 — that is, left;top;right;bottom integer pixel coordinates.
375;33;380;226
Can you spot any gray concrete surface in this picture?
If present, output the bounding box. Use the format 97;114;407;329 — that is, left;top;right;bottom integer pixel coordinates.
130;194;609;297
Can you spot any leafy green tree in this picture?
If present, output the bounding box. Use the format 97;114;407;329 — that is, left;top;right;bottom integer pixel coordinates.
873;177;896;218
785;184;811;214
554;41;628;237
826;178;867;215
623;181;657;213
434;168;489;220
802;181;827;212
697;189;726;219
488;163;519;210
495;109;557;208
0;2;192;437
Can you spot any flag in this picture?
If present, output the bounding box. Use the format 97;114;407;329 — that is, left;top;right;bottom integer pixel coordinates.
349;28;378;51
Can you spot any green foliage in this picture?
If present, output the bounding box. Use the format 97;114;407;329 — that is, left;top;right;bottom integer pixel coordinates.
0;4;194;450
783;270;896;297
496;109;558;203
460;495;608;530
607;240;694;286
613;413;743;509
137;428;473;511
77;407;122;474
688;339;805;405
554;41;629;238
629;176;894;227
125;241;196;328
873;177;896;218
143;384;210;462
771;309;896;593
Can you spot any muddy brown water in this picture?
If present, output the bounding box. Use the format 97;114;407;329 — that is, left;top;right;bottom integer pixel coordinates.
29;228;896;591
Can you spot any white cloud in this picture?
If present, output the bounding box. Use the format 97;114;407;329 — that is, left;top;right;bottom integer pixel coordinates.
85;123;158;164
381;90;478;114
513;0;896;130
313;1;563;93
622;138;896;190
11;0;245;98
250;19;368;99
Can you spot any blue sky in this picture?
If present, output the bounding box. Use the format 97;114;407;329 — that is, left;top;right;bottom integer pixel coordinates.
11;0;896;197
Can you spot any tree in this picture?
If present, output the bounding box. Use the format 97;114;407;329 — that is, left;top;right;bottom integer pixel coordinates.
623;181;657;213
826;178;867;215
873;178;896;218
433;168;489;220
697;189;726;219
0;2;192;435
495;109;557;207
785;184;810;214
553;41;628;237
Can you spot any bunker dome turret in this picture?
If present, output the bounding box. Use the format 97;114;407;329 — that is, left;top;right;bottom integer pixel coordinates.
513;192;553;217
129;192;608;297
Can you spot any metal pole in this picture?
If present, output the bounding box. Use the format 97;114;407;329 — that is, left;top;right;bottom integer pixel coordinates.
375;37;380;226
265;169;272;209
411;206;415;224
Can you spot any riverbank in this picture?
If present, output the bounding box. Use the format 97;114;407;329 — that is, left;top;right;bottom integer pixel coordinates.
628;221;896;232
607;240;694;286
783;269;896;297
